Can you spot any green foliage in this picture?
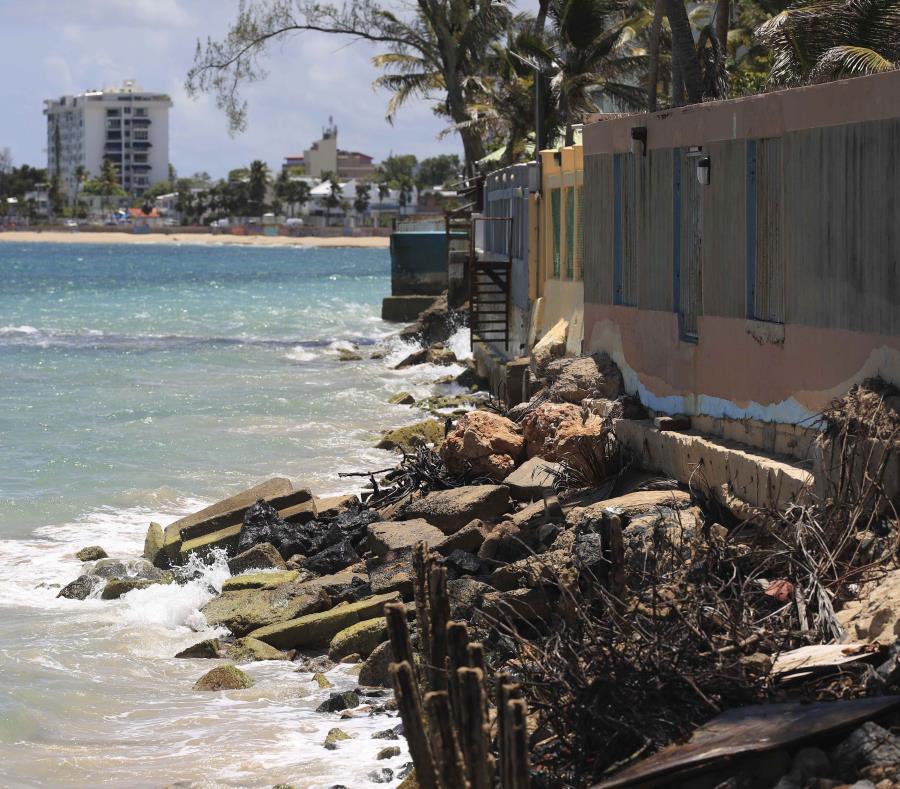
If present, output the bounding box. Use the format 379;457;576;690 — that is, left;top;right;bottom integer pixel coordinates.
756;0;900;87
0;156;48;202
247;160;270;214
415;154;460;189
48;175;64;216
377;154;417;188
353;181;372;213
186;0;512;167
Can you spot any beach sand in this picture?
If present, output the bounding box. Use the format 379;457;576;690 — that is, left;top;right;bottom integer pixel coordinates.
0;230;390;248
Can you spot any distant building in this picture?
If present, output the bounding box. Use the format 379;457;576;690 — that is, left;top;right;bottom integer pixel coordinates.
283;118;377;180
44;79;172;198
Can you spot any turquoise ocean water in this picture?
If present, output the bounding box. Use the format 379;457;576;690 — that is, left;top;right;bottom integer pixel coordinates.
0;242;468;788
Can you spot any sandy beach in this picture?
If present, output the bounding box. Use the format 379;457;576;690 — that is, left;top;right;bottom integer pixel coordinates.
0;230;390;248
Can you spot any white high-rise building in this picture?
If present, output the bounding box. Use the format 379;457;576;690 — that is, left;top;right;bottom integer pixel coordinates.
44;80;172;198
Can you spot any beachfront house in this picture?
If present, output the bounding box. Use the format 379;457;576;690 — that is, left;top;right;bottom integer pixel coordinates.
468;70;900;460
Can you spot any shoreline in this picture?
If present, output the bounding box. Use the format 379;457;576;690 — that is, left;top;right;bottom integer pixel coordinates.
0;230;390;248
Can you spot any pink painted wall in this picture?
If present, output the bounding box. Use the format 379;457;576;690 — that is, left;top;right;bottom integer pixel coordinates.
585;304;900;422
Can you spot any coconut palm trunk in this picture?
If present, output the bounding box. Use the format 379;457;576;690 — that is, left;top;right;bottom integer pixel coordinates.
666;0;704;103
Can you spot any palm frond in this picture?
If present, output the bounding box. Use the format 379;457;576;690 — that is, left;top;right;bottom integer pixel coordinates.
809;44;897;80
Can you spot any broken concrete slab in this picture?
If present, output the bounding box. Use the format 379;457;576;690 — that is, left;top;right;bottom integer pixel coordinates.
401;485;512;534
367;519;446;558
614;420;812;511
160;478;310;564
200;582;329;637
566;489;692;529
502;456;561;501
248;592;401;650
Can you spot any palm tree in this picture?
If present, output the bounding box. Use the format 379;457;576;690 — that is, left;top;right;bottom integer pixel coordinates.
354;182;372;220
377;181;391;210
99;159;120;215
520;0;655;145
757;0;900;87
187;0;515;171
323;173;343;225
247;160;270;216
73;164;87;217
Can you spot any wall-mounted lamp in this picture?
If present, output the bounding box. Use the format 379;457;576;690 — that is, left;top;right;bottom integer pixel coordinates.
696;156;711;186
553;150;562;165
630;126;648;156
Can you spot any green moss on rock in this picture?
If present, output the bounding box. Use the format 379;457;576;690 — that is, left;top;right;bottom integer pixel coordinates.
193;664;254;691
221;570;299;592
375;420;444;452
327;617;389;661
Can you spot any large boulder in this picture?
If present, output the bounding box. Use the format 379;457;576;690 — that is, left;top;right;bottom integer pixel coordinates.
227;542;287;575
359;640;395;688
57;575;98;600
221;570;299;592
328;617;389;661
101;576;170;599
440;411;525;482
531;319;568;376
223;636;292;662
837;569;900;644
376;419;445;452
161;477;303;565
402;486;512;535
367;520;446;558
175;639;222;659
521;402;612;478
75;545;107;562
367;550;415;598
200;582;330;636
545;354;622;404
565;489;692;529
502;456;561;501
143;522;165;565
237;499;341;561
193;665;253;691
248;592;400;650
302;540;360;576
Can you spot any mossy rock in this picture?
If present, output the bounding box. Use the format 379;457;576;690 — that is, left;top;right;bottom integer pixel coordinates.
327;617;388;661
221;570;299;592
312;671;332;688
223;637;292;662
375;419;444;452
143;522;165;565
323;727;351;749
76;545;108;562
101;575;171;600
377;746;401;760
389;391;415;405
415;394;480;416
397;771;418;789
175;638;222;659
248;592;400;650
338;348;363;361
193;664;254;691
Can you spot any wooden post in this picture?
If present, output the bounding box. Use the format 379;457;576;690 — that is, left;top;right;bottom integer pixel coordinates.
413;541;433;687
425;691;469;789
507;698;530;789
459;667;492;789
428;565;450;692
496;673;512;787
390;661;439;789
447;620;469;738
385;601;414;666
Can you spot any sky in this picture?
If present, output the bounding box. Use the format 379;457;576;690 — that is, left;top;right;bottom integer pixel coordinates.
0;0;474;180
